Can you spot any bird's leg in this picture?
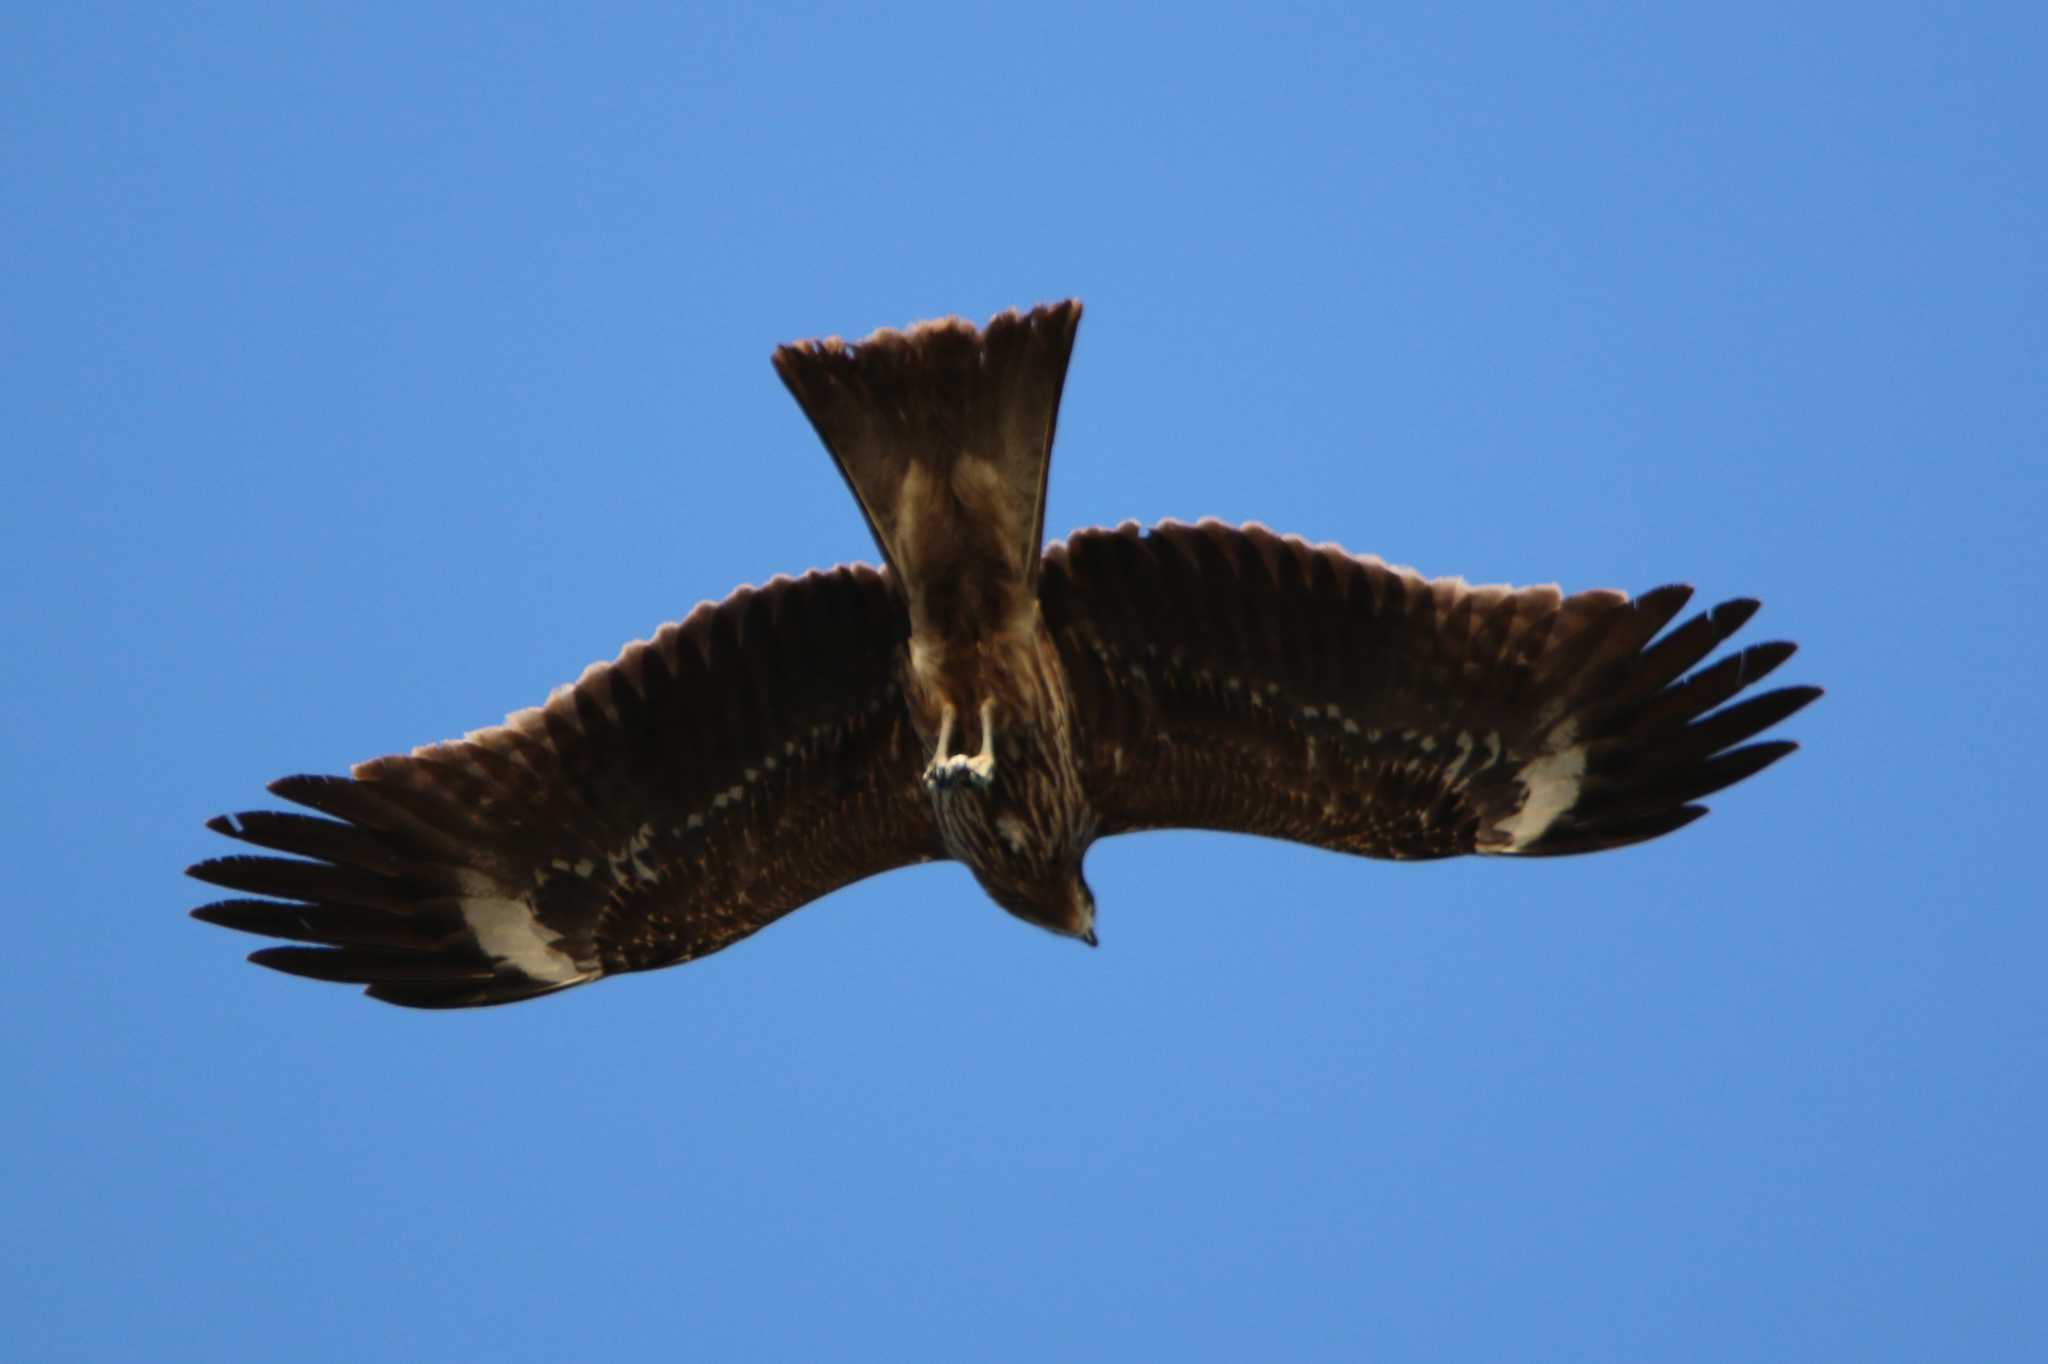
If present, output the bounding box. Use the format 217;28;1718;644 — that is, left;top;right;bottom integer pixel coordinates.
922;702;960;791
961;697;997;788
921;699;998;792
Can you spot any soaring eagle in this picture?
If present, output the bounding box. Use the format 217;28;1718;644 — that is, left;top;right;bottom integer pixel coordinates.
190;301;1820;1008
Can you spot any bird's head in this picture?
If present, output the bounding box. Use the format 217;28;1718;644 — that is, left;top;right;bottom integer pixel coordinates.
977;860;1097;947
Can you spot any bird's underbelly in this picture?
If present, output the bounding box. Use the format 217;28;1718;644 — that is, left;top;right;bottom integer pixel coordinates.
930;738;1093;879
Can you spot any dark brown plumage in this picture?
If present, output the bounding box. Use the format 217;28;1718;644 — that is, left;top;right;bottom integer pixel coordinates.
190;300;1821;1008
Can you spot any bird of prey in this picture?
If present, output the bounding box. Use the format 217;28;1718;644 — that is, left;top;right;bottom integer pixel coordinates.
189;300;1821;1008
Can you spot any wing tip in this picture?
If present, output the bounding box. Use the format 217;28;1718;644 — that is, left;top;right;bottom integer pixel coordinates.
1497;585;1818;856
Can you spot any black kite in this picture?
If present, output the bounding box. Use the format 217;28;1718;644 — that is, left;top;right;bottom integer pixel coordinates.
190;301;1820;1007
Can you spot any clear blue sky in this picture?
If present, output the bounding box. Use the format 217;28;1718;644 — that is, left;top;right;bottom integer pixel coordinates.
6;4;2042;1360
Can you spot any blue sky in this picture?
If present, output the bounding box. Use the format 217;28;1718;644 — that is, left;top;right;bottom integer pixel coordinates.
5;3;2043;1360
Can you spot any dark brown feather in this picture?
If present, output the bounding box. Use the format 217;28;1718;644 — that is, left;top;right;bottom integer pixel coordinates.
190;565;944;1007
193;300;1821;1009
1044;519;1819;861
772;302;1081;641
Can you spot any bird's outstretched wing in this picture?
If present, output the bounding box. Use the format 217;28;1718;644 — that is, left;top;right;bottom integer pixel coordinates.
1043;520;1820;859
190;565;943;1008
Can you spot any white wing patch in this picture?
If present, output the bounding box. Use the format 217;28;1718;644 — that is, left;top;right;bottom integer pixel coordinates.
455;873;594;986
1492;725;1587;853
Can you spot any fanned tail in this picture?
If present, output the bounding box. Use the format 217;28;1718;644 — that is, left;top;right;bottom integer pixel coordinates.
772;301;1082;637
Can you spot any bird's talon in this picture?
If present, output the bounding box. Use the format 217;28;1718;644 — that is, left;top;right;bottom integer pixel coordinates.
923;753;988;792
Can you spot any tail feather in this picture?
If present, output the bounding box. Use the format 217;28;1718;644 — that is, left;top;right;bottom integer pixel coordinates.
772;301;1082;630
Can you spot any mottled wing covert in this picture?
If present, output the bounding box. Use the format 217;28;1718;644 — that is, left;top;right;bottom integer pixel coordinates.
190;566;943;1007
1042;520;1820;860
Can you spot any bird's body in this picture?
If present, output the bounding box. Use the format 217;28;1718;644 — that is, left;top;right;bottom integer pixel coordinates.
772;304;1098;939
190;300;1821;1008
